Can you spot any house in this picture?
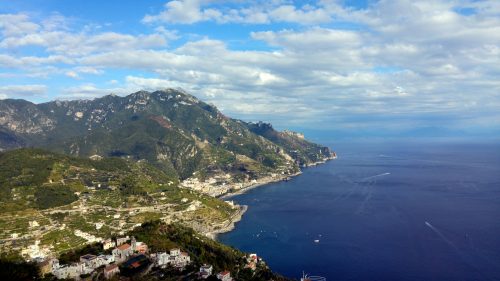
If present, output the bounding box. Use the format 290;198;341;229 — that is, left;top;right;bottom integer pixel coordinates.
171;251;190;268
217;271;233;281
156;252;169;267
112;243;132;263
52;263;83;279
96;254;115;267
170;248;180;256
179;252;190;264
103;238;116;250
156;249;190;269
80;254;98;269
199;264;213;279
116;236;129;246
104;264;120;279
249;253;258;261
245;253;258;270
135;242;148;253
129;236;148;254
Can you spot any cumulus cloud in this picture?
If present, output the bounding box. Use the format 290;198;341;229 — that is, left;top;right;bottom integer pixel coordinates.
1;1;500;135
142;0;333;24
0;14;40;36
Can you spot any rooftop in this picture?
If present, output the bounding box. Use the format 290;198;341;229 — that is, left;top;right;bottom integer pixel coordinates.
104;264;118;272
117;243;131;250
80;254;97;260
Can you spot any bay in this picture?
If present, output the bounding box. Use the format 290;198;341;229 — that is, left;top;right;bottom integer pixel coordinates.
218;140;500;281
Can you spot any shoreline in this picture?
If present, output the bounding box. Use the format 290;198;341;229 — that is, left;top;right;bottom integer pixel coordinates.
219;171;302;200
209;155;337;240
204;205;248;240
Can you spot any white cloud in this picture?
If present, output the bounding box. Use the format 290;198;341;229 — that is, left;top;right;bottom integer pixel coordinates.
2;1;500;134
73;66;103;75
58;84;127;100
143;0;208;24
142;0;333;25
0;84;47;98
0;14;40;36
65;70;79;78
251;27;362;51
125;76;179;90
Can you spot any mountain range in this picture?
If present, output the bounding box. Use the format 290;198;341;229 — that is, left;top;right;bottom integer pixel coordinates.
0;89;334;183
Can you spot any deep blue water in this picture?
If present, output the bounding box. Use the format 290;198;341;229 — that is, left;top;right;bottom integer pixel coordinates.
219;141;500;281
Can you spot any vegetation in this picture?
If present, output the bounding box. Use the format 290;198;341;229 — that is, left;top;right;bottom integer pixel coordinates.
0;148;177;212
245;121;333;165
35;184;78;209
57;243;107;265
0;89;333;182
0;222;290;281
0;259;39;281
0;148;238;260
0;89;333;280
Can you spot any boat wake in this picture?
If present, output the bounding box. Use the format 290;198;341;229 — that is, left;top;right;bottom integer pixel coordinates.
424;221;495;281
360;172;390;182
425;221;458;250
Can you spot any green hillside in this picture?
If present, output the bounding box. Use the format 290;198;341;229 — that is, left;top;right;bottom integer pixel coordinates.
0;89;334;184
0;148;176;212
0;149;239;259
0;222;290;281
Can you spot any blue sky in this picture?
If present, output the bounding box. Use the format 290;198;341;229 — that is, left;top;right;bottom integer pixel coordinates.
1;0;499;139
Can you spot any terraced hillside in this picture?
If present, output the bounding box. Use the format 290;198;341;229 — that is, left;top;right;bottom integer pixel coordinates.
0;149;239;260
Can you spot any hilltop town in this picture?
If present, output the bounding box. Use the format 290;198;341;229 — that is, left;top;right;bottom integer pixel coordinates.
4;221;287;281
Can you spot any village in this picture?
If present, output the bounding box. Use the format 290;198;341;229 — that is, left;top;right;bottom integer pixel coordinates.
35;234;262;280
181;171;296;197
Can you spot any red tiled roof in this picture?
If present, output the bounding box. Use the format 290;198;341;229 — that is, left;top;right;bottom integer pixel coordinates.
104;264;118;272
117;243;131;250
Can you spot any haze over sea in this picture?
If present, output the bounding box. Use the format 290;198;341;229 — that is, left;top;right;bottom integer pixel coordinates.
219;140;500;281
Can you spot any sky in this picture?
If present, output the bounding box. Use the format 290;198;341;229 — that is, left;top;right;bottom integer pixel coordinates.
0;0;499;140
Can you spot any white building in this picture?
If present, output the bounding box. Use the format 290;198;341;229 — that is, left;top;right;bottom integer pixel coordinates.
116;236;129;246
52;263;84;279
217;271;233;281
80;254;98;269
102;238;116;250
104;264;120;279
97;254;115;266
156;252;169;267
170;248;180;256
200;264;213;279
112;243;132;263
178;252;190;265
156;249;190;268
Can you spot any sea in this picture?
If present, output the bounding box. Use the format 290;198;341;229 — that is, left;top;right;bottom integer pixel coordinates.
218;140;500;281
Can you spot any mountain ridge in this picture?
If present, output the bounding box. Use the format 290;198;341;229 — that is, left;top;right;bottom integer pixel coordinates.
0;89;335;194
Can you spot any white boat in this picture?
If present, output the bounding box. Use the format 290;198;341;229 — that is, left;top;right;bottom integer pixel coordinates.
301;272;326;281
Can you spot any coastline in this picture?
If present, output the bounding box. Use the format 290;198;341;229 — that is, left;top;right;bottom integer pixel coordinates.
204;205;248;240
209;155;337;239
219;171;302;200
